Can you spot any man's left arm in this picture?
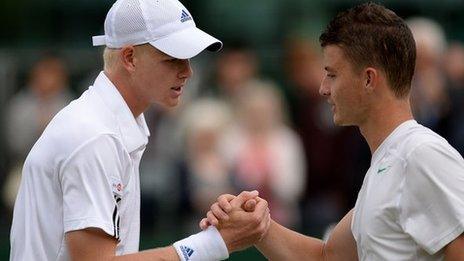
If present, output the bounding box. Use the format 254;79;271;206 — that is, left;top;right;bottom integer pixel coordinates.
445;234;464;261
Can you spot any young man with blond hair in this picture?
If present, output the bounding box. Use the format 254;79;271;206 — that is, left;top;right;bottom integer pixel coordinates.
10;0;270;260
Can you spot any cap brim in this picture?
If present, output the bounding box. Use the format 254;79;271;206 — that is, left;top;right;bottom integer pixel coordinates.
149;27;222;59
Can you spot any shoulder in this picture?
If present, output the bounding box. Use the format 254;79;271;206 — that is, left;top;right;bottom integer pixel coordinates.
394;123;457;160
52;89;117;141
27;88;123;167
403;125;462;166
401;126;464;185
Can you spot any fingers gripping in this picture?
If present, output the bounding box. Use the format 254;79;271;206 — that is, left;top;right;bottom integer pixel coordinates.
217;194;235;213
211;203;230;221
199;218;208;230
244;199;257;212
207;210;219;226
230;190;259;209
201;191;260;229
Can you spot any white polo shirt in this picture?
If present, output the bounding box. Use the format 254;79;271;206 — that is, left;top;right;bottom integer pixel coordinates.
10;71;150;261
352;120;464;260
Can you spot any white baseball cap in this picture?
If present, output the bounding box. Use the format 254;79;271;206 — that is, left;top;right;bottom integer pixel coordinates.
92;0;222;59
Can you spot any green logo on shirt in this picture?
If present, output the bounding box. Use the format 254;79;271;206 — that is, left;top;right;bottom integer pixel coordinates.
377;166;391;174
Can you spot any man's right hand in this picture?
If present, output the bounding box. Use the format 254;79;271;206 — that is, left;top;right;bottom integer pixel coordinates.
198;191;270;253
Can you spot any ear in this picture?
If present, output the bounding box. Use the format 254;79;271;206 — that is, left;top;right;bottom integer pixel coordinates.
120;46;136;73
364;67;378;93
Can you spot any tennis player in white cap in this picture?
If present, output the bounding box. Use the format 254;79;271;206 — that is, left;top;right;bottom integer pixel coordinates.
9;0;270;260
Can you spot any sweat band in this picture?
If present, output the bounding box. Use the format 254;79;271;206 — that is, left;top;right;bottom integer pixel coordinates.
173;226;229;261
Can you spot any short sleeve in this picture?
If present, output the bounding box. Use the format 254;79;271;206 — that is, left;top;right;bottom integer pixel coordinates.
399;142;464;254
60;134;129;240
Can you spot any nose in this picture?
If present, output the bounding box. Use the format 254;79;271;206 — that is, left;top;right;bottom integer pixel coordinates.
319;76;330;97
179;59;193;79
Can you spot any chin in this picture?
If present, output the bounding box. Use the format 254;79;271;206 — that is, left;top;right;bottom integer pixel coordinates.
333;118;343;126
333;115;350;126
161;98;181;108
333;114;342;126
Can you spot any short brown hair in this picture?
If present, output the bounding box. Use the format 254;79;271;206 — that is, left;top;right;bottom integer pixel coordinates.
319;2;416;98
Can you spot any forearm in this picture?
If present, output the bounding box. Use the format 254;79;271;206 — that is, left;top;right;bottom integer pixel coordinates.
68;227;228;261
115;226;228;261
255;219;325;260
112;246;179;261
445;234;464;261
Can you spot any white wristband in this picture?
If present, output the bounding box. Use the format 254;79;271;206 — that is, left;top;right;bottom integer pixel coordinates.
173;226;229;261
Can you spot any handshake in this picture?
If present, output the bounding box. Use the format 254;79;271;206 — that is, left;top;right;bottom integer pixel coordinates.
199;190;271;253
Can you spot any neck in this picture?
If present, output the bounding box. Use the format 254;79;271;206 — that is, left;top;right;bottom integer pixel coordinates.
104;70;148;117
359;96;413;154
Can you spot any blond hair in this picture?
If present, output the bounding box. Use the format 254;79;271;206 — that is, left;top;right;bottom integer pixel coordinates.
103;47;120;72
103;44;154;72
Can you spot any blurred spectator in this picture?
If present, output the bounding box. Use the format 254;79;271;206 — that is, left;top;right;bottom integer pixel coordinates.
445;43;464;87
443;42;464;155
221;82;306;228
6;54;72;161
4;54;72;209
203;43;264;104
407;18;449;131
178;99;234;220
284;37;369;236
138;105;181;233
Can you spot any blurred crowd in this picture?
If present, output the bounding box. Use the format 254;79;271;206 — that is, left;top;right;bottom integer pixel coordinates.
2;17;464;241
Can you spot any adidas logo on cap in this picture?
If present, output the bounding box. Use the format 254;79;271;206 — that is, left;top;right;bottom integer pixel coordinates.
180;10;192;23
180;245;194;260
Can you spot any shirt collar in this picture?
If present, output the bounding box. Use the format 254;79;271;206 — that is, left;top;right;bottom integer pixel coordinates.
92;71;150;152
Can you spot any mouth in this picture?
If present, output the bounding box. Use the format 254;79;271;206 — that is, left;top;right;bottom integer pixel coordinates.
170;85;184;98
327;100;335;112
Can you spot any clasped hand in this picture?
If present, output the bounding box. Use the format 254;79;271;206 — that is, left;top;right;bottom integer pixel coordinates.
198;191;271;253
